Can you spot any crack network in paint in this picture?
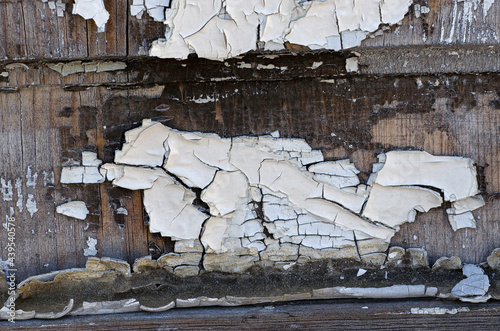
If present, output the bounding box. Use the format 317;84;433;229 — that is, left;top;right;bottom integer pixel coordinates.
57;119;485;274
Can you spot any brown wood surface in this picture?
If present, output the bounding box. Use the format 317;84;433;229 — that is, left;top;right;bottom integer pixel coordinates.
0;0;499;300
3;299;500;330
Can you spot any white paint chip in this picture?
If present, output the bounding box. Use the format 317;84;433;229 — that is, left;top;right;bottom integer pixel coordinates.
115;119;170;167
84;237;98;256
26;194;38;217
56;201;90;220
61;151;105;184
362;184;443;228
345;57;359;73
73;0;110;32
144;176;208;240
451;264;490;301
357;268;367;277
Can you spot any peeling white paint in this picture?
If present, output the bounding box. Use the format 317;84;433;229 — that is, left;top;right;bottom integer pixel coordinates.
144;176;208;239
26;166;38;188
131;0;171;21
368;151;484;231
88;120;485;272
1;179;13;201
15;178;23;212
309;62;323;70
26;194;38;217
373;151;479;202
73;0;110;32
150;0;415;61
84;237;98;256
451;264;490;302
41;0;66;17
345;57;359;73
410;307;470;315
357;268;367;277
42;171;55;187
362;184;443;229
56;201;90;220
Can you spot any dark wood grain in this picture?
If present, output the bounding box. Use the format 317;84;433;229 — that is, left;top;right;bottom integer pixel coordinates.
0;1;500;60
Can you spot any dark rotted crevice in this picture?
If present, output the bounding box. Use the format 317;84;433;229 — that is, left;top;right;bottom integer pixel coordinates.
14;259;466;314
476;164;488;194
190;187;210;214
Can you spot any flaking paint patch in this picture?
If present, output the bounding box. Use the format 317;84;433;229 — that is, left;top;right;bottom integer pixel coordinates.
1;179;13;201
410;307;470;315
26;194;38;217
84;237;98;256
26;166;38;188
440;0;498;44
92;120;484;273
56;201;90;220
72;0;110;32
150;0;416;60
47;61;127;77
15;178;23;212
131;0;171;22
41;0;66;17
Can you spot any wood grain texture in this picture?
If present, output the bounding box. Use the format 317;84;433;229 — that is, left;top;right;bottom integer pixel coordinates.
3;299;500;330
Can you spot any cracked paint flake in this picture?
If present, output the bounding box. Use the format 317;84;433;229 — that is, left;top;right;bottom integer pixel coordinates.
368;150;484;231
26;194;38;218
131;0;172;21
451;264;490;302
150;0;416;60
61;151;105;184
56;201;90;220
41;0;66;17
1;179;13;201
72;0;110;32
90;119;485;273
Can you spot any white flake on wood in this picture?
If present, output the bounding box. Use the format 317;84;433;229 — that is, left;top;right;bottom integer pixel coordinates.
115;120;170;167
56;201;90;220
144;176;208;240
72;0;110;32
374;151;479;202
362;184;443;228
26;194;38;217
84;237;98;256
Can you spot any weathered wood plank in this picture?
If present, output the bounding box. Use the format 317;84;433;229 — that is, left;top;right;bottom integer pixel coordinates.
4;299;500;330
3;1;25;59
